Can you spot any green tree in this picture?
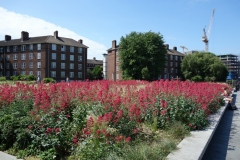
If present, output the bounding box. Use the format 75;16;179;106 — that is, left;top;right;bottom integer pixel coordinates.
181;52;228;82
119;31;167;81
92;65;103;80
87;69;94;80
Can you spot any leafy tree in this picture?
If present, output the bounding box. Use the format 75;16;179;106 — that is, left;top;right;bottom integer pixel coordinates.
119;31;167;81
181;52;228;82
87;69;94;80
92;65;103;80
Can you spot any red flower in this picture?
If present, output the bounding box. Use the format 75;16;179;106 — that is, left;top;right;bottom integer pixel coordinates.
55;128;60;133
72;138;78;144
125;137;131;143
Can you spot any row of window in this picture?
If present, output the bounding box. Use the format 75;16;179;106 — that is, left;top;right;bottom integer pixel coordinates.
164;68;178;74
0;44;83;53
166;55;183;61
165;62;179;67
0;71;83;79
1;62;83;70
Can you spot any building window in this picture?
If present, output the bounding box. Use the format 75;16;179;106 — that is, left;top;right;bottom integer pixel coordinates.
6;63;10;69
13;63;17;69
0;55;2;61
51;71;56;78
61;54;66;60
29;71;33;75
170;62;173;67
21;45;26;51
70;55;74;61
13;71;17;76
61;45;66;51
78;72;82;78
13;54;18;60
7;47;10;52
170;55;173;60
6;55;10;61
116;66;119;71
171;68;174;73
0;71;2;76
78;56;82;62
37;53;41;59
175;62;178;67
6;71;10;77
116;74;119;79
116;49;119;54
21;62;26;69
37;62;41;68
165;62;168;66
21;54;26;60
70;46;74;52
29;53;33;60
78;64;82;70
37;71;41;76
21;71;26;75
52;53;56;60
116;57;119;62
164;68;167;73
52;44;56;50
29;62;33;68
70;63;74;69
0;64;2;69
61;63;65;69
61;71;65;78
13;46;18;52
37;44;41;50
78;48;82;53
51;62;56;69
175;69;178;74
70;72;74;78
29;44;33;50
0;47;3;53
175;56;178;61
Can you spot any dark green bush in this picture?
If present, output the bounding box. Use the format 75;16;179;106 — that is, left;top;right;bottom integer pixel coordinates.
43;78;55;83
0;76;6;81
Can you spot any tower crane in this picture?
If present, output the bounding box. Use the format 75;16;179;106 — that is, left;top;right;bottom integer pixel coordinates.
202;8;215;52
180;46;188;54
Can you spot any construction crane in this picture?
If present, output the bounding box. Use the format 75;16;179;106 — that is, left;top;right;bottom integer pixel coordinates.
202;8;215;52
180;46;188;54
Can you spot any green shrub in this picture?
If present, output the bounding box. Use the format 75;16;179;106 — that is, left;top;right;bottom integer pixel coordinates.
43;78;55;83
0;76;6;81
10;76;19;81
26;75;36;81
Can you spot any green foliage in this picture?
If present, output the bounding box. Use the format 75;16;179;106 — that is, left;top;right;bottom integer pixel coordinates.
10;75;36;81
92;65;103;80
87;69;94;80
191;75;202;82
181;52;228;82
0;76;6;81
43;78;54;83
119;31;167;81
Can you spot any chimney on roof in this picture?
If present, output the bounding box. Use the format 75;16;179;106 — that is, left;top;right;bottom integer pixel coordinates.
112;40;116;49
93;57;96;60
21;31;29;41
173;46;177;51
78;39;83;44
165;44;169;50
54;31;58;38
5;35;11;41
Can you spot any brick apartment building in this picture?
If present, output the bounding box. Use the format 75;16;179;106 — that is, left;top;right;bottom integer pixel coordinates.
0;31;88;81
87;57;103;71
103;40;185;81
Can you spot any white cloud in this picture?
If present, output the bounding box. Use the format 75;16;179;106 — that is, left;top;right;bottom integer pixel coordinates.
0;7;107;60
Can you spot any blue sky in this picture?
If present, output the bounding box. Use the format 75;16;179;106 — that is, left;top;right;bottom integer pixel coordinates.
0;0;240;59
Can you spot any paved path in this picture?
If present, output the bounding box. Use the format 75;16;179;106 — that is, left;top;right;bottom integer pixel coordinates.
202;91;240;160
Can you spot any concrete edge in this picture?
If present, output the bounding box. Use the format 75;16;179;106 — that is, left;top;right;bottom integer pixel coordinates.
166;103;228;160
0;151;22;160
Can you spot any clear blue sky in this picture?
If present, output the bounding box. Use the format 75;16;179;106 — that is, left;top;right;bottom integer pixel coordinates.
0;0;240;59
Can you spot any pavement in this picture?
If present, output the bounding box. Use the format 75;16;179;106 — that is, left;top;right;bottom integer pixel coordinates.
202;91;240;160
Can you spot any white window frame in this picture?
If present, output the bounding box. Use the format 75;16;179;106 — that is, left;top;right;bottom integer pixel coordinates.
21;45;26;51
29;53;33;60
116;74;119;79
52;53;56;60
70;72;74;78
61;45;66;52
70;46;74;52
70;63;74;69
37;53;41;59
13;71;17;76
78;47;82;53
51;62;56;69
29;71;33;75
61;54;66;60
37;62;41;68
52;44;56;50
13;54;18;60
21;54;26;60
29;44;33;50
61;71;65;78
116;66;119;71
70;55;74;61
13;63;17;69
6;63;10;69
78;56;82;62
61;63;65;69
13;46;18;52
21;62;26;69
6;55;10;61
29;62;33;68
51;71;56;78
37;44;41;50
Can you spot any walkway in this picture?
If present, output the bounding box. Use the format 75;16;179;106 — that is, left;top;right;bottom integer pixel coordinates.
202;91;240;159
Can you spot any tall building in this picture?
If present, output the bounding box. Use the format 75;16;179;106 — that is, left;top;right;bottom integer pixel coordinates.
218;54;240;80
0;31;88;81
103;40;185;81
87;57;103;71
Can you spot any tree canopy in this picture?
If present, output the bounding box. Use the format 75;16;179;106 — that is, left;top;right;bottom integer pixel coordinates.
92;65;103;80
181;52;228;82
119;31;167;81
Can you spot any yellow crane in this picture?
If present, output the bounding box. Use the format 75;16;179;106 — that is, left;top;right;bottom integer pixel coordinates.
202;9;215;52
